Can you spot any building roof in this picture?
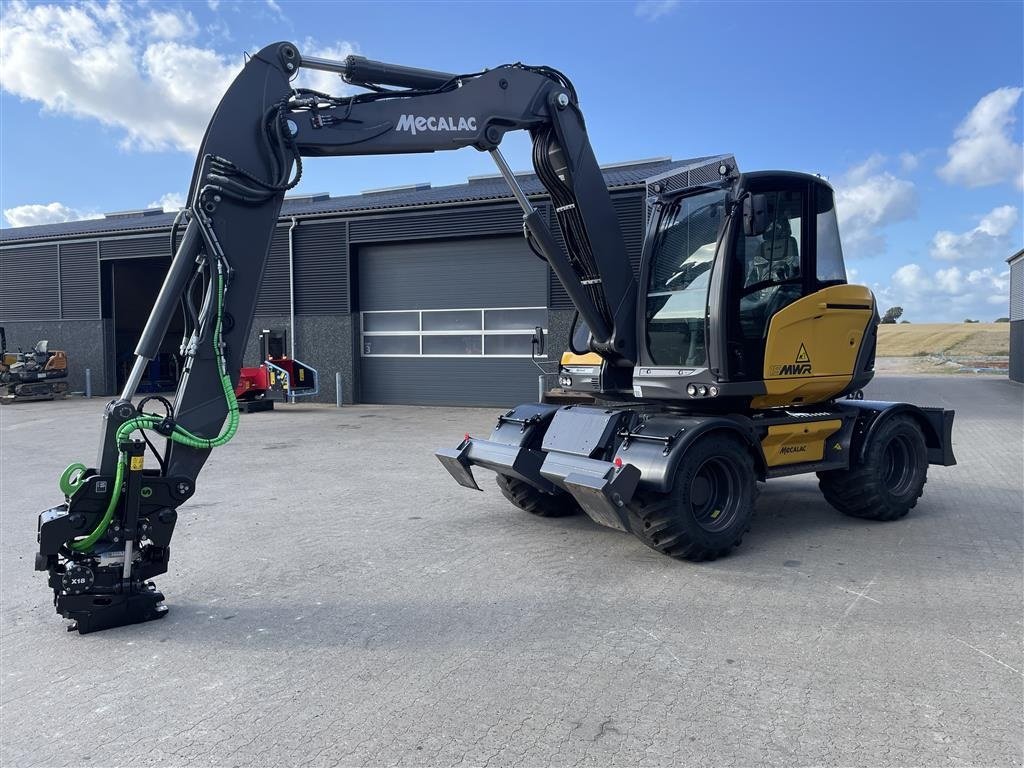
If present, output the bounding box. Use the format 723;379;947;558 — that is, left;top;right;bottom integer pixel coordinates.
1;156;705;245
1007;248;1024;266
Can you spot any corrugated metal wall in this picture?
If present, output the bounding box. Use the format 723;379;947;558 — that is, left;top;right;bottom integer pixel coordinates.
295;220;349;314
349;204;525;243
1010;256;1023;322
0;245;59;321
99;235;167;260
59;242;100;319
255;228;291;315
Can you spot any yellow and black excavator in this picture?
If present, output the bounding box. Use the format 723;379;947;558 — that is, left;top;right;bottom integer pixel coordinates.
1;328;69;403
32;43;954;633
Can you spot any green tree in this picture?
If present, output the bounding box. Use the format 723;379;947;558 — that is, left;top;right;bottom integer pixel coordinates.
881;306;904;324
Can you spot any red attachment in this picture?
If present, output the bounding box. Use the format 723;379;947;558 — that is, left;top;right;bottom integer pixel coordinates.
235;365;271;399
614;457;623;468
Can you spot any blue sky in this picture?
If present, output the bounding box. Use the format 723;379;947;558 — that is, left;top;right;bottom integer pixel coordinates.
1;0;1022;321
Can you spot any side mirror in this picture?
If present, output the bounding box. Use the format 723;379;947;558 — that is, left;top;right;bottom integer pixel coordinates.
743;193;768;236
531;326;545;358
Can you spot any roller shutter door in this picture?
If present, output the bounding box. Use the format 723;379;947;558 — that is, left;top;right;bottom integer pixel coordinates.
358;236;548;406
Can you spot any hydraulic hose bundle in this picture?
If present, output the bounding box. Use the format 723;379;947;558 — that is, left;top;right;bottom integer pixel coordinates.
531;126;614;337
62;262;239;552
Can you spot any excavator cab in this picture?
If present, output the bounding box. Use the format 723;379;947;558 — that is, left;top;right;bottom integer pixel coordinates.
628;171;877;409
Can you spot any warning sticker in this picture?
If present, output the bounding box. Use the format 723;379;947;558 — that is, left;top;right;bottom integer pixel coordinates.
795;343;811;364
130;456;144;471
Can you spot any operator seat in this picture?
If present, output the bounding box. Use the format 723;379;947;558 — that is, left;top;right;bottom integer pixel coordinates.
750;217;801;338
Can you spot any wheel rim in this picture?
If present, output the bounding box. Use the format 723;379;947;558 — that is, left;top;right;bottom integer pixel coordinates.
882;434;916;496
689;457;742;532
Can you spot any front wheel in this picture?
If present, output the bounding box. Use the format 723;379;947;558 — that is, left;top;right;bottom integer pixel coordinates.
495;474;580;518
625;434;757;561
818;414;928;521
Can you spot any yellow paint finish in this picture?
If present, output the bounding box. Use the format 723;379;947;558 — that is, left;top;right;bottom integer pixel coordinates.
761;419;843;466
560;350;603;366
752;284;874;408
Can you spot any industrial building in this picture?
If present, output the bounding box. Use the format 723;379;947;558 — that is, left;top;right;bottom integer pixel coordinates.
0;156;712;406
1009;248;1023;384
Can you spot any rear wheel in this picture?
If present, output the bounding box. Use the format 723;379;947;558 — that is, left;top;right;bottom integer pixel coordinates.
818;414;927;521
495;474;580;518
626;435;757;561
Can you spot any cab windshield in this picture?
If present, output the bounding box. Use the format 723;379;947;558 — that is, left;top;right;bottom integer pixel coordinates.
645;188;729;367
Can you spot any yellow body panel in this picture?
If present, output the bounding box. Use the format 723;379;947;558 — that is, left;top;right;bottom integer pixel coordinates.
560;350;603;366
751;284;874;409
761;419;843;466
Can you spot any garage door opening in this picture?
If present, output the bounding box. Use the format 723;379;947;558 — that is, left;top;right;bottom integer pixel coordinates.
103;257;184;393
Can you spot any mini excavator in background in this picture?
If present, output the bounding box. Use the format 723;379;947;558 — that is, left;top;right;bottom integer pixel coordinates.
1;328;69;403
33;42;955;633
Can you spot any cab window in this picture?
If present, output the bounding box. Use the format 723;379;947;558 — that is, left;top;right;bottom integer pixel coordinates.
816;186;846;283
645;189;728;367
731;189;805;377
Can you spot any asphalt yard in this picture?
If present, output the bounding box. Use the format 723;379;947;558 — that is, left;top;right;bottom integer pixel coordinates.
1;375;1021;767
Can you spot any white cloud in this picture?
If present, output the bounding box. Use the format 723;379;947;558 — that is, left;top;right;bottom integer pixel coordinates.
149;192;186;212
898;151;922;173
142;9;198;40
937;86;1024;189
877;262;1010;321
833;154;917;256
931;205;1019;261
0;1;239;152
265;0;285;18
0;3;359;152
206;0;220;9
635;0;680;21
3;202;100;228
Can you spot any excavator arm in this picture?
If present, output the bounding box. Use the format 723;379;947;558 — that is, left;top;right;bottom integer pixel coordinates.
35;41;638;632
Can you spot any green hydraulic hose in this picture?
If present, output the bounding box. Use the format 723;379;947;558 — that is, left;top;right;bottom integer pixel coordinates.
67;268;240;552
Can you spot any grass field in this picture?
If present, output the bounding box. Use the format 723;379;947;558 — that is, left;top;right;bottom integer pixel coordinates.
876;322;1010;357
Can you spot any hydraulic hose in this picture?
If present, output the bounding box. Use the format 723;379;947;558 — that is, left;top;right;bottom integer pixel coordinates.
67;266;239;553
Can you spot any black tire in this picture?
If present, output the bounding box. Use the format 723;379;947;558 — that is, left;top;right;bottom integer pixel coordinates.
818;414;927;521
625;434;757;561
495;474;580;518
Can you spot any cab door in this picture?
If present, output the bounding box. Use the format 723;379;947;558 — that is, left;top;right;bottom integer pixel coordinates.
724;177;810;382
723;177;875;407
753;184;875;407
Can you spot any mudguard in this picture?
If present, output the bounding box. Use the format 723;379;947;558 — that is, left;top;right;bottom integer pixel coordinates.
842;400;956;466
612;415;764;491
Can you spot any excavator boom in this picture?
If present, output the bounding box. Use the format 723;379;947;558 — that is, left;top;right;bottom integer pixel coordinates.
35;42;640;632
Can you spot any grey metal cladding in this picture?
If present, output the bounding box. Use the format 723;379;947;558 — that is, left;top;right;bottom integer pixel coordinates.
360;357;540;406
0;245;59;321
1010;258;1023;321
59;241;100;319
255;229;291;315
358;236;547;311
99;235;167;260
548;191;644;310
294;221;349;315
349;203;525;242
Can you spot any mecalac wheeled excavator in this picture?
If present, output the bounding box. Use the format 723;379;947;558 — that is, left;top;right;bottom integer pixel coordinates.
35;42;955;633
